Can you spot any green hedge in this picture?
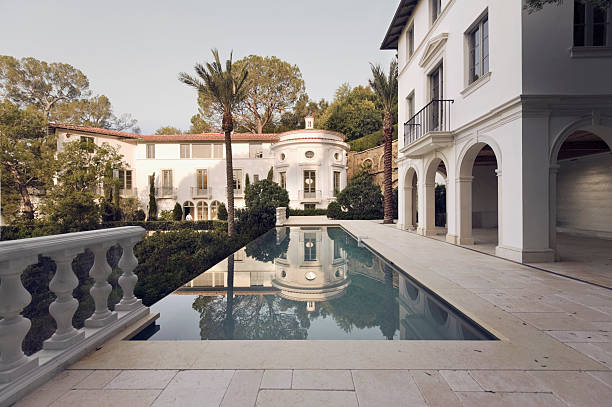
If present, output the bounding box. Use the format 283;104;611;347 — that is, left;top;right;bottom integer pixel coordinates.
288;208;328;216
100;220;226;231
348;124;398;152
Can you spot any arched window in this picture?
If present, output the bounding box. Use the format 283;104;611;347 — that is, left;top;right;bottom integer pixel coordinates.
183;201;195;220
210;200;220;220
196;201;208;221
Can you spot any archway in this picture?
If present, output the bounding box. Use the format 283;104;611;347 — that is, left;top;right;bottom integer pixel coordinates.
424;157;448;236
458;143;500;250
550;129;612;263
196;201;208;221
403;167;418;230
210;200;220;220
183;201;195;220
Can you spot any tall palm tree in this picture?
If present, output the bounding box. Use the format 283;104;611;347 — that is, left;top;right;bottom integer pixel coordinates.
179;49;248;236
369;59;398;224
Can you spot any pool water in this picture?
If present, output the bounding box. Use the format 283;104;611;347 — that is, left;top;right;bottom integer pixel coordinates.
133;226;495;341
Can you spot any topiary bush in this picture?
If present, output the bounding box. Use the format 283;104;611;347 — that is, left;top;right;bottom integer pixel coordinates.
172;202;183;221
327;201;342;219
334;170;383;219
288;208;328;216
217;202;228;221
245;179;289;210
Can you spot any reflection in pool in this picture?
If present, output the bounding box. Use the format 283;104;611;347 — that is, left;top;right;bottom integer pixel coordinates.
133;226;494;341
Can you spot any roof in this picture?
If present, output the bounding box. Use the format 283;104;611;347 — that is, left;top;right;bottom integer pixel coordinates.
277;128;346;141
49;123;141;139
380;0;418;50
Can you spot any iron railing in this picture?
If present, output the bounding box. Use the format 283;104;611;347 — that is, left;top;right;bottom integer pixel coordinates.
299;190;322;201
404;99;454;146
155;186;177;198
191;186;211;198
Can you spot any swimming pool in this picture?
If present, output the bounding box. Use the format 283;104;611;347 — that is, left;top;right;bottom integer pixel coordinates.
133;226;495;341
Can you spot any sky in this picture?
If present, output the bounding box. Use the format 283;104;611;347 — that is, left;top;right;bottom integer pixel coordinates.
0;0;398;134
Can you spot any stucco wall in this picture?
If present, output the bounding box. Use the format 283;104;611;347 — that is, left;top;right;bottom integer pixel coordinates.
472;164;498;228
557;153;612;238
347;140;398;192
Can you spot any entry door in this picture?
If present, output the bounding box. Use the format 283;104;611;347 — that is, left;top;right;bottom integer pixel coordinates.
429;63;443;131
304;170;316;198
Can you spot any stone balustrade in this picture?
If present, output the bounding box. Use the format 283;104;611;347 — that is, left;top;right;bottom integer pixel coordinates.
0;226;149;405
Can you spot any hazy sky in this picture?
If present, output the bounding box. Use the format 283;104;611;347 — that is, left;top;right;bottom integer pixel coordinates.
0;0;398;133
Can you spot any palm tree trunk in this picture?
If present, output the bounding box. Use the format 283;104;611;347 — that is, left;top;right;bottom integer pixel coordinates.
223;112;235;236
383;110;394;224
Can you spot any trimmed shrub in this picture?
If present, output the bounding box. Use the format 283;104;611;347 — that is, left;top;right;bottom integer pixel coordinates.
172;202;183;221
217;202;228;221
245;179;289;210
288;208;328;216
327;201;342;219
334;170;383;219
133;209;146;221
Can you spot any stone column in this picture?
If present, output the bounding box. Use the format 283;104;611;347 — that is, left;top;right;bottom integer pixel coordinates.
85;244;118;328
44;248;85;350
456;176;474;245
495;168;503;249
115;237;143;312
0;257;39;383
549;165;560;261
423;182;437;236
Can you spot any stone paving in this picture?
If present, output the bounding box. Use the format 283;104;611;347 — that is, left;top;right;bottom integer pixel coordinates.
15;219;612;407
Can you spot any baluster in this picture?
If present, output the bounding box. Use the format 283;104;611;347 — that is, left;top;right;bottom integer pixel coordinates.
85;244;118;328
0;257;39;383
43;249;85;350
115;237;143;311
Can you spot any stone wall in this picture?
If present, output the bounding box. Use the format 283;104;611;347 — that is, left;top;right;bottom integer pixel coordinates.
347;140;398;192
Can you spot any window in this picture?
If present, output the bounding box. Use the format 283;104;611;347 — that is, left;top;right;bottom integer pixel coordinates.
180;144;190;158
304;203;316;210
249;143;264;158
304;170;316;198
146;144;155;159
406;93;415;120
407;23;414;58
162;170;173;189
210;201;220;219
253;174;260;183
304;232;317;262
305;151;315;158
574;1;611;46
333;171;341;196
279;172;287;189
196;169;207;190
468;15;489;84
233;169;243;191
118;170;132;190
280;153;286;161
196;201;208;220
183;201;194;220
432;0;442;23
429;64;443;130
192;144;212;158
80;136;94;147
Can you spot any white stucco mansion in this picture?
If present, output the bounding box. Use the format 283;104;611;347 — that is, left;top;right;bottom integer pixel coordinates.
50;116;349;219
383;0;612;263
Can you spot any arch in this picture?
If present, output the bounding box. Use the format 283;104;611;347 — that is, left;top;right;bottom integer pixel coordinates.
549;116;612;165
402;165;419;230
456;136;503;178
423;154;449;236
210;200;220;220
196;201;208;221
183;201;195;220
362;158;374;171
378;154;385;172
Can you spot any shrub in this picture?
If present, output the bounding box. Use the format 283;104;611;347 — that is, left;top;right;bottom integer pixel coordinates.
327;201;342;219
172;202;183;221
288;208;328;216
100;220;224;231
266;167;274;180
158;210;174;222
133;209;146;221
120;198;142;221
245;179;289;210
217;202;228;221
235;205;276;240
335;170;383;219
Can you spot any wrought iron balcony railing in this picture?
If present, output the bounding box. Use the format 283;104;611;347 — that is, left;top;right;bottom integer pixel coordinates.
155;186;177;198
191;186;211;198
299;190;322;201
404;99;454;146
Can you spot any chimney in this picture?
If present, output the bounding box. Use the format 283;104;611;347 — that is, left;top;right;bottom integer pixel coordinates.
305;115;314;129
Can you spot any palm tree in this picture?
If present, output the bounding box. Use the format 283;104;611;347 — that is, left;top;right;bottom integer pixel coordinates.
369;59;398;224
179;49;248;236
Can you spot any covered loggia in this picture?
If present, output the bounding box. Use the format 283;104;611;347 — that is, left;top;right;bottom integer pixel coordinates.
457;143;500;251
423;157;448;236
403;167;418;230
549;129;612;270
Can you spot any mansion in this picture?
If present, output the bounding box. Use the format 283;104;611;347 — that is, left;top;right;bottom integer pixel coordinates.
50;117;349;220
383;0;612;263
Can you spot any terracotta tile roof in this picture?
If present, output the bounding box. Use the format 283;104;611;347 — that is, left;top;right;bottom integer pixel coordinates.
137;133;279;142
49;123;141;139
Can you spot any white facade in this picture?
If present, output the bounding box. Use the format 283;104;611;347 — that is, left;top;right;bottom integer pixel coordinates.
52;122;349;219
382;0;612;262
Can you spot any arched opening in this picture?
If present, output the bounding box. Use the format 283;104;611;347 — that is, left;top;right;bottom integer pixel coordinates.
210;200;220;220
403;168;418;230
551;130;612;264
197;201;208;221
458;143;500;251
183;201;195;220
424;158;448;236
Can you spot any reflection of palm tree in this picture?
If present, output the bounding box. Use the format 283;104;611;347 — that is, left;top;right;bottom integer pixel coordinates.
223;254;236;339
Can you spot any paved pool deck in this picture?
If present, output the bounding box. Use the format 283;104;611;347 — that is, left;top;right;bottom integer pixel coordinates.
17;219;612;407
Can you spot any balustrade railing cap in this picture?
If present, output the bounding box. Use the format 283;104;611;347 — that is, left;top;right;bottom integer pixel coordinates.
0;226;145;262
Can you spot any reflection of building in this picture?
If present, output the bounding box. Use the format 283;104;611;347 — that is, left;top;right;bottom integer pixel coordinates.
272;227;350;311
397;274;487;340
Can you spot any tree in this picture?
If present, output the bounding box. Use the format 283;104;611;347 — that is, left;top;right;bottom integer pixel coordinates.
267;167;274;181
179;49;249;236
156;126;183;135
148;173;157;220
369;59;398;224
275;94;329;132
217;202;228;221
245;179;289;210
53;95;138;131
244;173;250;188
0;56;90;118
525;0;610;12
173;202;183;220
189;107;214;133
0;101;53;220
335;171;383;220
318;85;384;141
231;55;305;134
43;139;125;231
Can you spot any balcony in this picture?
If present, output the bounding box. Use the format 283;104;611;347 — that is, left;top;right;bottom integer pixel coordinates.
299;190;322;202
155;187;177;199
0;227;149;402
402;99;454;158
234;188;244;198
120;188;138;198
191;186;212;199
